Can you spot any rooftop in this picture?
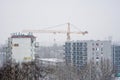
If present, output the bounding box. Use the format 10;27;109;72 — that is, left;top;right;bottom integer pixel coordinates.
11;33;36;38
38;58;64;63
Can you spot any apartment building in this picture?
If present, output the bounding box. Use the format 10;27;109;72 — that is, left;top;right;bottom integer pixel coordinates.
113;45;120;77
64;40;112;69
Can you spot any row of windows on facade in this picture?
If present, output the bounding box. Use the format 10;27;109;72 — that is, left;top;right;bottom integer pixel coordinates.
65;57;87;62
66;58;100;65
66;50;102;57
65;55;87;59
65;47;86;50
65;47;103;52
65;49;87;52
67;42;103;46
68;57;83;60
115;57;120;61
73;61;87;66
115;62;120;65
73;60;86;63
65;48;86;52
114;65;120;70
114;51;120;54
11;43;33;47
72;45;87;48
114;66;120;69
92;56;100;60
73;53;87;56
65;42;87;46
65;51;103;56
74;65;85;69
66;58;87;62
65;42;104;46
65;46;87;48
115;53;120;57
66;60;71;63
92;43;104;46
114;46;120;50
72;57;87;60
10;41;34;46
65;50;87;53
92;52;103;55
65;44;83;46
92;47;103;51
72;53;87;56
73;48;87;51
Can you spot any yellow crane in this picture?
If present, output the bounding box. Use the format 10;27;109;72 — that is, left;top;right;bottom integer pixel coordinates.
22;23;88;41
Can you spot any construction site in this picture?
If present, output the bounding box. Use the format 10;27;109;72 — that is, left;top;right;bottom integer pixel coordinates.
0;23;116;80
0;23;89;80
5;23;87;62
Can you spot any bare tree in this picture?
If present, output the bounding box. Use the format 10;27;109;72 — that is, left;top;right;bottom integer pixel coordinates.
55;59;113;80
100;59;113;80
89;59;113;80
0;59;113;80
0;60;55;80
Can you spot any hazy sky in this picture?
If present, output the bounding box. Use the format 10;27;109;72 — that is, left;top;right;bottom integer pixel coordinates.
0;0;120;45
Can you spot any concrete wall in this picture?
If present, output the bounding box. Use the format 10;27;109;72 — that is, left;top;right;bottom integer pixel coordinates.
11;38;34;62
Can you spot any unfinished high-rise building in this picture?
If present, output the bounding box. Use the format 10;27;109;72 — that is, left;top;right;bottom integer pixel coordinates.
8;33;37;63
112;44;120;77
64;40;112;69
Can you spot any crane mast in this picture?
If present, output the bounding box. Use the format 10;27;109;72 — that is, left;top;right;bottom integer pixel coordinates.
67;22;70;41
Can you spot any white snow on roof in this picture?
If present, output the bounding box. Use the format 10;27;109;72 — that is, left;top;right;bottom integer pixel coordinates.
38;58;64;63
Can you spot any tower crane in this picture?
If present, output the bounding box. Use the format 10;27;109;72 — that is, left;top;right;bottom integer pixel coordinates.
22;23;88;41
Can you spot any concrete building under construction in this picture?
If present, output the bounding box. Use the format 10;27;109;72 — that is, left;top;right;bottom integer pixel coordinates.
64;40;112;69
8;33;37;63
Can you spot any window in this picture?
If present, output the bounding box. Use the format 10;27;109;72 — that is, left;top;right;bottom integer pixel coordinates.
80;57;83;59
11;42;12;44
80;43;82;46
96;57;99;59
77;56;80;59
73;43;76;45
84;43;87;47
77;61;79;64
96;61;99;65
73;47;76;50
14;43;19;47
84;43;87;45
96;48;99;51
80;61;83;64
96;43;99;46
101;43;103;45
101;48;103;51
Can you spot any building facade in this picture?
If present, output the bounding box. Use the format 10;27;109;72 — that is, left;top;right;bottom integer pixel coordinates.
113;45;120;76
0;45;9;67
8;33;37;63
0;52;6;67
64;40;112;69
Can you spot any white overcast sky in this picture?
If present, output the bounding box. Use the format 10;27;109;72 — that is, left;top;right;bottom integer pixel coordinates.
0;0;120;45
